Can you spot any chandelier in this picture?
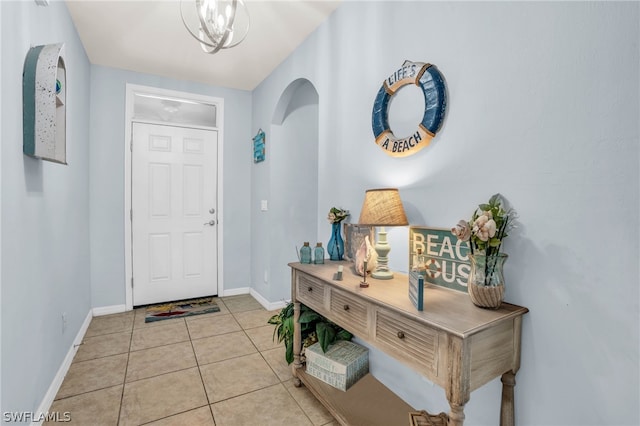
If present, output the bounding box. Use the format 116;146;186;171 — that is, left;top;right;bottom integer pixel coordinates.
180;0;250;54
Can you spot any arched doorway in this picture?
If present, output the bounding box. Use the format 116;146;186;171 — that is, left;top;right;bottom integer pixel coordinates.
269;79;319;302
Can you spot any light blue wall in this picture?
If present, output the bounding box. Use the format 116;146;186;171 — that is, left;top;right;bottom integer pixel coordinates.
89;66;252;308
269;81;319;302
251;2;639;425
1;0;91;417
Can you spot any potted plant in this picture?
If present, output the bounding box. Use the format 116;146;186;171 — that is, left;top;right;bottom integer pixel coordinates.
327;207;349;260
451;193;517;309
268;302;353;364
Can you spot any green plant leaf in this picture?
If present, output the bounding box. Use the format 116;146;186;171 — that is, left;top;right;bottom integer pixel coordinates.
279;316;293;343
336;329;353;341
285;338;294;364
299;310;321;324
479;203;491;211
489;238;501;247
267;302;353;365
316;322;336;353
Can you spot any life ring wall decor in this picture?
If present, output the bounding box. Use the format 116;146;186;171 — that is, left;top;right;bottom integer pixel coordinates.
372;60;447;157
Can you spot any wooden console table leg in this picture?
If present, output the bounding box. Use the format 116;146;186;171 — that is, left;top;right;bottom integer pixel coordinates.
447;403;465;426
446;336;469;426
292;301;302;387
500;371;516;426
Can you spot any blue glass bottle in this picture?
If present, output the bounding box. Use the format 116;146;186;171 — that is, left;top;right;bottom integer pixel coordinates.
327;222;345;261
300;242;312;264
314;243;325;264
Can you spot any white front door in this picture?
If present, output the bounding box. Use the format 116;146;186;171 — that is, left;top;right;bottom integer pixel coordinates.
132;122;218;306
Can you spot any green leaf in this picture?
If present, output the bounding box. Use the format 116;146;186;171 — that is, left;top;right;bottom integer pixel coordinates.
316;322;337;353
479;203;491;211
267;314;281;325
489;193;501;205
298;310;321;324
285;338;294;364
336;329;353;341
489;238;501;247
282;302;294;317
279;316;293;343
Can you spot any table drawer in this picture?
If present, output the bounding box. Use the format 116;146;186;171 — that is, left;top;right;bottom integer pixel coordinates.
375;308;439;377
329;288;369;338
296;273;326;312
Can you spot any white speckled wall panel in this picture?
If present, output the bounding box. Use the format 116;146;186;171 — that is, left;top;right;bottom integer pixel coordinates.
22;42;66;164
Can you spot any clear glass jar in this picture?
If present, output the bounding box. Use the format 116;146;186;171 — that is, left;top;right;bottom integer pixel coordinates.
314;242;325;264
467;253;508;309
300;242;312;264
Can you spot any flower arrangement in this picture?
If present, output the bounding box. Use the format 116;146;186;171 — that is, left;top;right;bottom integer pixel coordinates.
327;207;349;224
451;194;516;287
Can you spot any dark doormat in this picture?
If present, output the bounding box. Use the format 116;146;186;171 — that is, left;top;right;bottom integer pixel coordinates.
145;296;220;323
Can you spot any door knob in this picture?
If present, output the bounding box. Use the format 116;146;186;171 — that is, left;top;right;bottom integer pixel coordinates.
204;220;216;226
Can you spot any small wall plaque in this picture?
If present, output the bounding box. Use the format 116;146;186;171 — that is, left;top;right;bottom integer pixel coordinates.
253;129;265;163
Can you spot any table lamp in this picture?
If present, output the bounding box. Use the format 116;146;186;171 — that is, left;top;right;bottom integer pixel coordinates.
358;188;408;279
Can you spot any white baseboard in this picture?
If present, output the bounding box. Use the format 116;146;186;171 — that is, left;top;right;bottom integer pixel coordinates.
32;310;93;426
92;304;127;316
250;288;288;311
221;287;250;297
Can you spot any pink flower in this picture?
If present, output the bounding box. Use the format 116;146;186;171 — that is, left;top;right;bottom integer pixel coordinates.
474;218;497;241
451;220;471;241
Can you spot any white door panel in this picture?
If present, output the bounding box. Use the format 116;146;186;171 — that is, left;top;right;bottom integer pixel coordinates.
132;123;218;306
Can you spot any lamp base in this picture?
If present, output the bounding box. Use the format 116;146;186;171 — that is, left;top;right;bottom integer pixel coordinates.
372;227;394;280
371;270;394;280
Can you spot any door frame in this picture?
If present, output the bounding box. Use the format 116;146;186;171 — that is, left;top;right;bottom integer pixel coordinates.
124;84;224;310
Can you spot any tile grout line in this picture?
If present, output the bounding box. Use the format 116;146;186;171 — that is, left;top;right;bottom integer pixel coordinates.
116;311;135;426
190;298;225;424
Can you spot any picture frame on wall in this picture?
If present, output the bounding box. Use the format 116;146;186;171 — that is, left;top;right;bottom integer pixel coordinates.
343;223;375;262
253;129;265;163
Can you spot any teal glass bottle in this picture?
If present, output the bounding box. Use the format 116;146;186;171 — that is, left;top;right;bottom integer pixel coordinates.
314;243;325;264
300;242;312;264
327;222;345;261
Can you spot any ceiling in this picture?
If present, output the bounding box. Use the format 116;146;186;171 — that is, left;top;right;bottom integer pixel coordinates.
65;0;341;91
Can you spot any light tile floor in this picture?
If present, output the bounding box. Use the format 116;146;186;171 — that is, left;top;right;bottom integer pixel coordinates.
47;295;338;426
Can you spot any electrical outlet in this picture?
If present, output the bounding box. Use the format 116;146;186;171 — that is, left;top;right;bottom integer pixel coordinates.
62;312;68;333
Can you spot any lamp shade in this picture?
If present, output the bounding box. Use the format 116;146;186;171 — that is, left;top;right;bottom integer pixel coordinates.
358;188;408;226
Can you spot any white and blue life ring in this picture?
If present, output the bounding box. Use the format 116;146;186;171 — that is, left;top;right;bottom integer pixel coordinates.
372;61;447;157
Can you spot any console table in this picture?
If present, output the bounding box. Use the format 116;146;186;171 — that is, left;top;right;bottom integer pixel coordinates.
290;262;528;426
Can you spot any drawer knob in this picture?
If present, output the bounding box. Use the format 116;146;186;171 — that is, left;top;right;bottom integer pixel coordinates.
343;304;350;311
307;287;313;292
397;331;405;339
